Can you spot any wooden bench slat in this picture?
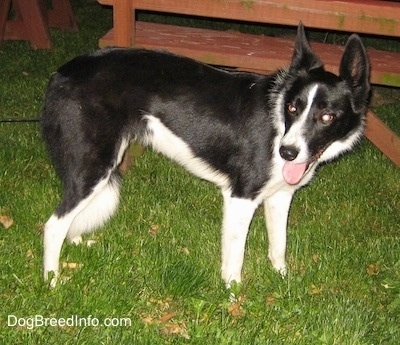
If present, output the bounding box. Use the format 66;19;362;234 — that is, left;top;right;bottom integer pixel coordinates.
98;0;400;36
99;22;400;87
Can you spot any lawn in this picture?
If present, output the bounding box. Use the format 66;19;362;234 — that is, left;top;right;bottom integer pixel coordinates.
0;1;399;344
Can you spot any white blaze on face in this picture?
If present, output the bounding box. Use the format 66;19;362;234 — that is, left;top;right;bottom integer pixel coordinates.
281;84;319;185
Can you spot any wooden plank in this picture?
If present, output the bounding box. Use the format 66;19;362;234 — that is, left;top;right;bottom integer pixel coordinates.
365;110;400;167
98;0;400;36
124;0;400;37
99;22;400;87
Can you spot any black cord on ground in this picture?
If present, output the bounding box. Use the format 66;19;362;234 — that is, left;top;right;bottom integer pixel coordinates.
0;118;40;123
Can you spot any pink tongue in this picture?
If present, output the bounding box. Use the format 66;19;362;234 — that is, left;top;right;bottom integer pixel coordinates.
282;161;308;185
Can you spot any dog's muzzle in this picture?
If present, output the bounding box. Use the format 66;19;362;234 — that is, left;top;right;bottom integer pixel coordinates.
280;145;327;185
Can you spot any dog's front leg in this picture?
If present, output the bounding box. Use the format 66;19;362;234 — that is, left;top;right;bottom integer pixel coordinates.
221;190;257;287
263;190;294;275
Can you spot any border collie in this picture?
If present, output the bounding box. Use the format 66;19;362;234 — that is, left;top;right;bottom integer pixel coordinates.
41;24;370;288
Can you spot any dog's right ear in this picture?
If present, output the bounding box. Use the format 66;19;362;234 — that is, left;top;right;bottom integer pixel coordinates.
289;22;323;74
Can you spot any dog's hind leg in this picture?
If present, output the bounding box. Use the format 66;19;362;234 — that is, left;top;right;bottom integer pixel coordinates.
43;212;78;286
43;172;121;287
66;175;121;244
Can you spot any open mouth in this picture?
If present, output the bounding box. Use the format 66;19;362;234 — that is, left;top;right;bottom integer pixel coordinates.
282;147;326;185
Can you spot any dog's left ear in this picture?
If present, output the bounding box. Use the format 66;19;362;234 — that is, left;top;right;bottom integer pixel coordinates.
289;22;323;74
339;35;370;113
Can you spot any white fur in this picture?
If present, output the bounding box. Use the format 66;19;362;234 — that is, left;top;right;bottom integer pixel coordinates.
143;115;230;188
221;191;258;286
44;214;76;286
320;129;363;163
43;174;120;286
280;84;318;163
67;179;120;242
115;137;130;168
263;191;293;275
266;87;317;194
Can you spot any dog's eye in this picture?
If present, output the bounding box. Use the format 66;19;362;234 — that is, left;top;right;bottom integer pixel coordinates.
321;113;335;124
287;103;297;114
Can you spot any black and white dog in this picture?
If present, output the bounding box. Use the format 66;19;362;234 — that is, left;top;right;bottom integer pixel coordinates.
42;24;370;287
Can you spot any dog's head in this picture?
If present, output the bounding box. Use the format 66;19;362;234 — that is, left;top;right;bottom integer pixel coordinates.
277;23;370;185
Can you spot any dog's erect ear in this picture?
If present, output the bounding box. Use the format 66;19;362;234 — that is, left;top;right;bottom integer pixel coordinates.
289;22;323;74
339;35;370;113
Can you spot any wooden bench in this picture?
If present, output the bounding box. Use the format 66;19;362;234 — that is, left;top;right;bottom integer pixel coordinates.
0;0;77;49
97;0;400;167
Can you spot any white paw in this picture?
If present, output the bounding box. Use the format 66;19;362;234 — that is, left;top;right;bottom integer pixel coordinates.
269;254;287;277
277;266;287;277
271;262;287;277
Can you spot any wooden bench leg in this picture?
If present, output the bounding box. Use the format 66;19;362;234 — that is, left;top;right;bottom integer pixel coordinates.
364;110;400;167
15;0;52;49
0;0;11;41
48;0;78;31
113;0;134;46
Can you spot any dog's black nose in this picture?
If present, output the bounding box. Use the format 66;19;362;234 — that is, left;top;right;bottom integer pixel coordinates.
279;146;299;161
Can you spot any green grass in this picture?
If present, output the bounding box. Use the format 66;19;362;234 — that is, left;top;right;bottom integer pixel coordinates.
1;1;400;344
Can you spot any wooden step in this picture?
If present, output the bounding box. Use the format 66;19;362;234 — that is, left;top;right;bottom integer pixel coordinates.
99;21;400;87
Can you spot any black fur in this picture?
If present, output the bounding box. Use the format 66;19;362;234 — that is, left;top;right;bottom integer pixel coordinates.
42;49;280;207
